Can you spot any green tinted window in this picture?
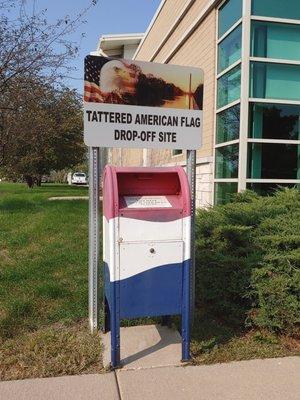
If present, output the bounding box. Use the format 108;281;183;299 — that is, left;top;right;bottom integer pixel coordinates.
249;103;300;140
250;62;300;102
217;65;241;108
218;24;242;73
251;21;300;61
216;104;240;143
218;0;242;38
215;144;239;179
246;183;299;196
252;0;300;20
248;143;300;179
172;150;183;156
214;182;238;205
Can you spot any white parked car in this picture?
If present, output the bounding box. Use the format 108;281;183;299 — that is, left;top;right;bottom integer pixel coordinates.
71;172;87;185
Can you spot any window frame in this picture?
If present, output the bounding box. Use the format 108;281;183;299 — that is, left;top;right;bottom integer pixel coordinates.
217;22;242;74
217;64;242;109
218;0;243;38
215;143;239;179
250;20;300;62
247;141;300;180
251;0;300;23
214;0;300;205
248;101;300;141
213;0;245;205
249;60;300;102
216;103;241;144
171;149;183;157
214;181;239;205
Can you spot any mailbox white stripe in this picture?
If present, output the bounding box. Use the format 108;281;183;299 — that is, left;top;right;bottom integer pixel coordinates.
184;215;191;261
104;216;191;282
119;217;184;242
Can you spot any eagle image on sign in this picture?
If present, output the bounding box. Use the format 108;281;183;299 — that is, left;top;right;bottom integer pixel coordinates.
84;56;203;150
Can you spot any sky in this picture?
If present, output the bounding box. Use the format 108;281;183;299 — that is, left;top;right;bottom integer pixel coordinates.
34;0;162;93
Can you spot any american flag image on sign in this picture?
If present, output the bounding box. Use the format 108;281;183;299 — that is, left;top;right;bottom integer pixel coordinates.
84;56;139;103
84;56;108;102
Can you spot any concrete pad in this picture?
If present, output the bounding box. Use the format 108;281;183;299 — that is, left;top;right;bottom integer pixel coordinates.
102;324;182;370
48;196;89;200
0;373;119;400
117;357;300;400
48;196;102;201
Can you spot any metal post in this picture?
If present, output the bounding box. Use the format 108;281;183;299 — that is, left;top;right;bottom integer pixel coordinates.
181;258;191;361
111;281;120;368
89;147;100;333
186;149;196;323
99;148;108;178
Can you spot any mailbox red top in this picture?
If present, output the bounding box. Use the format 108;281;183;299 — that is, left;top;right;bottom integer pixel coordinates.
103;166;191;221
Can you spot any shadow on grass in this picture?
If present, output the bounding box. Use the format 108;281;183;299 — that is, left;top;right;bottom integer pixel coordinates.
0;183;88;202
0;298;37;339
190;312;242;356
0;198;40;213
32;184;88;193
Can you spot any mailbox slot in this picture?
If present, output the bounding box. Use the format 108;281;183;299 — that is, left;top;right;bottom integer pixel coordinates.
117;172;181;196
117;171;187;242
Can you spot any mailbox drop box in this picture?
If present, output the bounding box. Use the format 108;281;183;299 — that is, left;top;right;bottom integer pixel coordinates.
103;166;191;367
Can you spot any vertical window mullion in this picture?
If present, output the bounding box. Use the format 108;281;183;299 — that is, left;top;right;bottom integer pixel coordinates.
237;0;251;192
214;0;244;204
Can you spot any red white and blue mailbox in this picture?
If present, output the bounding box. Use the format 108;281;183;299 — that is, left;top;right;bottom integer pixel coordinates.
103;165;191;367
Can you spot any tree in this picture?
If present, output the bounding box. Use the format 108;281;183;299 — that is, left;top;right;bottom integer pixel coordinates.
1;79;85;187
0;0;98;186
0;0;98;91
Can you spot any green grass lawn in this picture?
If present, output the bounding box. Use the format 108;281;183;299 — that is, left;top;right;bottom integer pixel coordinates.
0;183;101;381
0;183;298;381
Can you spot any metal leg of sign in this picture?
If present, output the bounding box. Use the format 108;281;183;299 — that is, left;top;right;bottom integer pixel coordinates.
161;315;172;328
186;150;196;325
88;147;100;334
111;281;120;368
103;297;110;334
181;259;191;361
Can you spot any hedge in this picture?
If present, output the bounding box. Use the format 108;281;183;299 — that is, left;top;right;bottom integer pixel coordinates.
195;188;300;335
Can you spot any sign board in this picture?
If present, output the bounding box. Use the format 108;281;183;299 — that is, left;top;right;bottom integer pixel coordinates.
84;56;203;149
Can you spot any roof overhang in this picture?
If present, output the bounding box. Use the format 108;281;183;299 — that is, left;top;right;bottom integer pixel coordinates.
97;33;144;53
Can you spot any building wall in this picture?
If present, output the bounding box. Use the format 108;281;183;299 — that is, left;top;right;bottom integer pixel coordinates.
107;0;300;206
196;160;213;208
123;44;139;59
135;0;186;61
109;148;144;166
167;9;216;161
111;0;216;207
147;0;212;63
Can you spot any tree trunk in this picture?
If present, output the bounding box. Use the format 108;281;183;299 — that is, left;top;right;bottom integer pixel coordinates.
24;175;34;188
36;176;42;186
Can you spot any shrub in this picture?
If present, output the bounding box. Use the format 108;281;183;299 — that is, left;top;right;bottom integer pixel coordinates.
195;188;300;334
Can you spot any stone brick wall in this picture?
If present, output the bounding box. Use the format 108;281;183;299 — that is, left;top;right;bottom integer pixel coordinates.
195;160;213;208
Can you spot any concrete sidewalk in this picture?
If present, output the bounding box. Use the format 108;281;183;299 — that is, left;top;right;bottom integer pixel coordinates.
1;357;299;400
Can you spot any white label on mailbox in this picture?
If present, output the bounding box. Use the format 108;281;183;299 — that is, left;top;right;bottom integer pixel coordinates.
124;196;171;208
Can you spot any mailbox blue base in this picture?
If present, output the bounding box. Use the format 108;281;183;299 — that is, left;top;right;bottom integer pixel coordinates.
104;259;191;368
105;262;183;318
